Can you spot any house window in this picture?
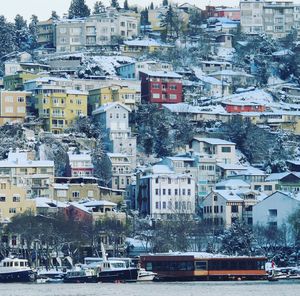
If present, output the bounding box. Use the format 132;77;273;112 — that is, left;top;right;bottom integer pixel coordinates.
182;189;186;195
155;189;159;195
0;196;5;202
188;178;191;184
155;202;160;209
72;191;80;198
0;183;6;190
264;185;272;191
231;205;238;213
162;189;166;195
175;189;178;195
221;147;231;153
13;196;20;202
187;189;191;195
168;189;171;195
162;202;166;209
220;205;223;213
214;195;218;201
214;206;219;213
9;208;16;214
269;209;277;217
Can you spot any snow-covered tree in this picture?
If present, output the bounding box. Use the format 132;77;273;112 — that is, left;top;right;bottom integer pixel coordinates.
28;15;39;50
220;223;253;256
150;2;154;10
111;0;120;9
14;14;30;51
162;0;168;6
39;134;69;177
93;1;106;14
123;0;129;10
0;16;16;61
51;11;60;21
68;0;90;19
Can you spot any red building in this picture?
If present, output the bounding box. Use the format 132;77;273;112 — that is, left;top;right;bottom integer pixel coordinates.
222;102;266;113
140;70;183;104
205;6;240;21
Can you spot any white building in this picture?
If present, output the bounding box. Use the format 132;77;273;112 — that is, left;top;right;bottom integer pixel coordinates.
67;152;93;177
137;165;196;219
253;191;300;229
240;0;295;39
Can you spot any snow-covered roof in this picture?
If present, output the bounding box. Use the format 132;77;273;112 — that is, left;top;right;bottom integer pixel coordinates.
151;164;174;175
166;156;194;162
272;49;294;56
35;198;67;208
123;39;173;48
82;200;117;207
210;190;243;202
216;179;251;189
92;102;131;115
0;151;54;168
209;70;254;77
199;60;231;65
163;103;228;115
265;172;300;182
216;163;247;170
66;89;88;95
193;137;235;145
140;70;182;79
68;152;91;162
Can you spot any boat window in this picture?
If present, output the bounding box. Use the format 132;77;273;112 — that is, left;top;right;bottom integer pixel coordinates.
195;261;207;270
3;262;7;267
14;262;19;267
111;262;125;268
146;262;152;271
10;262;13;267
20;262;24;267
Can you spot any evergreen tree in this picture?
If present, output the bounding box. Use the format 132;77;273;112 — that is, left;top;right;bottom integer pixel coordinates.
111;0;120;9
141;8;149;28
162;0;168;6
68;0;90;19
150;2;154;10
28;15;39;50
14;14;30;51
51;11;60;21
160;5;179;40
124;0;129;10
93;1;105;14
0;16;16;60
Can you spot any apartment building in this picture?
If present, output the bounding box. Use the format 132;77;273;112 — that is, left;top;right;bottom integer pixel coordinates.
137;167;196;219
37;18;55;48
0;149;54;200
55;9;139;52
140;70;183;104
88;84;141;113
0;91;29;125
240;0;295;38
67;152;94;177
31;82;87;133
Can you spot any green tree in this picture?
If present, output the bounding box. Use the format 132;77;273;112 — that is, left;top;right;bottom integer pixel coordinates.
162;0;168;6
220;223;253;256
150;2;154;10
14;14;29;51
160;5;181;40
111;0;120;9
28;15;39;50
0;16;16;60
68;0;90;18
51;11;60;20
93;1;105;14
124;0;129;10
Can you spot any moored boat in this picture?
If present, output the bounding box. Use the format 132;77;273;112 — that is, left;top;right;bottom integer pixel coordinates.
137;268;157;281
63;266;97;283
0;257;35;283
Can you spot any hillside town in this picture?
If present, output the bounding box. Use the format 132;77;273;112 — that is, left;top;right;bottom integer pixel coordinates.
1;0;300;271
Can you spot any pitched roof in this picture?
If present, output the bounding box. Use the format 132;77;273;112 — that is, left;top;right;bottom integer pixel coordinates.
92;102;131;115
193;137;235;145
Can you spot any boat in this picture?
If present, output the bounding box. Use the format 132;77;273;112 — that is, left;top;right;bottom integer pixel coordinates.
137;268;157;281
140;252;267;281
0;257;35;283
267;267;300;281
63;265;97;283
93;244;138;283
36;268;66;283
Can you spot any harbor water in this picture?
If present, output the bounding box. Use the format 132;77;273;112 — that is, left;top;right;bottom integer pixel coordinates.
0;281;299;296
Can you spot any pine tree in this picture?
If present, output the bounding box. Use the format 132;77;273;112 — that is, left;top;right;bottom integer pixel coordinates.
14;14;30;51
51;11;60;21
68;0;91;19
111;0;120;9
124;0;129;10
93;1;106;14
162;0;168;6
0;16;16;64
28;15;39;50
150;2;154;10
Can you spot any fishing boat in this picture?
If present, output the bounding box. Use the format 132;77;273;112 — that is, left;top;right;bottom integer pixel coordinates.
63;266;97;283
0;257;35;283
94;244;138;283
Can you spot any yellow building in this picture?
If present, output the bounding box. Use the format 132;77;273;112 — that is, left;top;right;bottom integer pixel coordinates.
0;149;55;200
35;88;88;133
4;72;44;91
0;185;36;222
0;91;30;125
88;84;140;114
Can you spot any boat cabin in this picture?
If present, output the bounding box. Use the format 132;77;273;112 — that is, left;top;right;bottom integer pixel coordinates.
0;258;29;268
